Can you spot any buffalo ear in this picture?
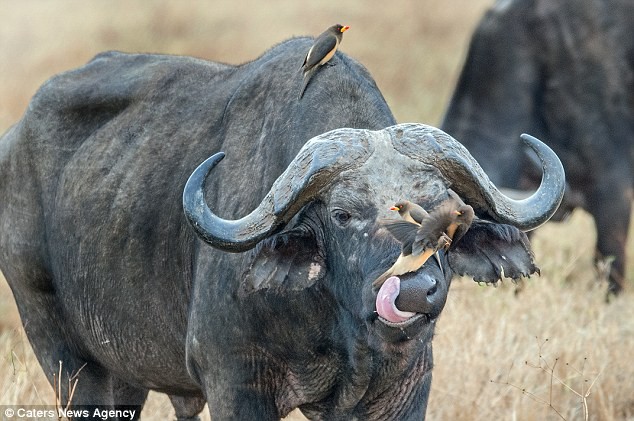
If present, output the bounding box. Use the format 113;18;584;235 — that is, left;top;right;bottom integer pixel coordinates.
241;229;326;294
447;220;539;283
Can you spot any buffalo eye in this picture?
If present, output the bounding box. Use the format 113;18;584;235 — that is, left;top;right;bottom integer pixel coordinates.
331;208;352;227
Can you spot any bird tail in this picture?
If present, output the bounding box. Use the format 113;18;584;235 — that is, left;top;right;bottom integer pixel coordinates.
298;68;316;100
298;79;309;100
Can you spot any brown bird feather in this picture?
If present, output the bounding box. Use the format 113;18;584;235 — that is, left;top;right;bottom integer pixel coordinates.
373;219;449;289
373;200;445;289
436;189;475;247
373;192;473;289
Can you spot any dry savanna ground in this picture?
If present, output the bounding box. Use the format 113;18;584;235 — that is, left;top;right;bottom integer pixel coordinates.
1;1;633;420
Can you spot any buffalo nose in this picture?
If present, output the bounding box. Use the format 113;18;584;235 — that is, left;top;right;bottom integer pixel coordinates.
395;274;448;317
425;278;438;296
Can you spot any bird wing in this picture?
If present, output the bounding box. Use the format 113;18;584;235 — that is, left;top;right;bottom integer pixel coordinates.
445;204;474;247
415;208;454;241
408;205;429;225
412;202;457;255
382;220;419;255
303;35;338;69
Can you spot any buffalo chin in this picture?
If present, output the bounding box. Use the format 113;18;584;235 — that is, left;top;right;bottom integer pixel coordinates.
372;313;436;343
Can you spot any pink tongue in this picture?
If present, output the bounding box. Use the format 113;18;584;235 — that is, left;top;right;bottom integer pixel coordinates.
375;276;416;323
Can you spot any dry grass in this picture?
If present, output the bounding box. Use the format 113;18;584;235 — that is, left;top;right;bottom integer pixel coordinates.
429;210;634;421
2;1;633;420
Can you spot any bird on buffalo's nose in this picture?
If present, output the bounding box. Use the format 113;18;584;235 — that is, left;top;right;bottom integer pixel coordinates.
412;189;475;255
432;189;475;248
372;201;447;290
372;192;475;290
298;24;350;99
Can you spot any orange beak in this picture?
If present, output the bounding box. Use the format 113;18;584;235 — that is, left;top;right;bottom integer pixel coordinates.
341;26;350;33
390;206;399;211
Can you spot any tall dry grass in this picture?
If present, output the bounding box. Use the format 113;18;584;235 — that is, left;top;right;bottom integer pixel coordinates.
1;1;633;420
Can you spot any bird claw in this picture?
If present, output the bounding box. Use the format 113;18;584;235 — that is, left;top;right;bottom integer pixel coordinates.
440;233;452;249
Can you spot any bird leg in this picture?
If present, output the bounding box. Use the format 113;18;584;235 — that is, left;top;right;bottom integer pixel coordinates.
440;233;452;249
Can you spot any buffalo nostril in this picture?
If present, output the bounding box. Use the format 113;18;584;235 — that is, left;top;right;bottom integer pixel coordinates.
426;279;438;297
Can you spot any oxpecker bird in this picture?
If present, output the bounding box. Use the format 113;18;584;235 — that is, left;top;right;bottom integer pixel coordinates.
429;189;475;248
373;218;450;289
390;200;428;225
298;24;350;99
373;192;474;289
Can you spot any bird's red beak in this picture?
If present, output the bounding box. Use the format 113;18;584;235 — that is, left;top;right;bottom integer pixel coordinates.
390;206;399;211
341;26;350;33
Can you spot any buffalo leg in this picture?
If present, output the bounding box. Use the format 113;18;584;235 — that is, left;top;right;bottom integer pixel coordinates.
7;284;119;418
169;395;206;421
112;378;148;420
10;292;112;402
588;184;632;297
201;376;280;421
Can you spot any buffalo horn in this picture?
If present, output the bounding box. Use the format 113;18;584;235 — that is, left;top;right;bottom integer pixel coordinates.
182;129;373;252
391;124;565;231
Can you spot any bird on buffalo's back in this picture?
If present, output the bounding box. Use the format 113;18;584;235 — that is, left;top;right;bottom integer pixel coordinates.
298;24;350;99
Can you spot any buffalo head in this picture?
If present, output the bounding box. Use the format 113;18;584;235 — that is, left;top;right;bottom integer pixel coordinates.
183;123;564;347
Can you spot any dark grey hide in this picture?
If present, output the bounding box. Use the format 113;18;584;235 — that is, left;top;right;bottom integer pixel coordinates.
442;0;634;296
0;37;564;420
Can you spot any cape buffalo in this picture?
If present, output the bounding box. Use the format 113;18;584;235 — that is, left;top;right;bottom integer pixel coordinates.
0;38;564;420
442;0;634;296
